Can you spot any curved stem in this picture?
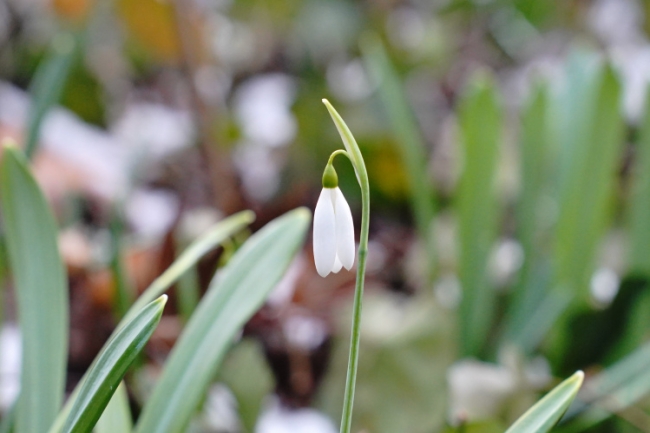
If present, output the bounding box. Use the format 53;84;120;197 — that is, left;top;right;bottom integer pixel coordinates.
328;149;350;166
321;99;370;433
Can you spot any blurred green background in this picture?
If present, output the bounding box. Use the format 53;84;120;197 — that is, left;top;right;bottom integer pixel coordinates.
2;0;650;431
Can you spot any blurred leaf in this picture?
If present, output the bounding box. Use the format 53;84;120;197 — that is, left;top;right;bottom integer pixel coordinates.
318;293;455;433
218;340;274;432
0;144;69;433
553;56;624;302
628;88;650;276
60;64;105;126
61;296;166;433
135;208;310;433
505;371;584;433
456;71;502;357
25;33;79;158
549;57;625;363
504;84;552;348
362;36;436;280
95;382;132;433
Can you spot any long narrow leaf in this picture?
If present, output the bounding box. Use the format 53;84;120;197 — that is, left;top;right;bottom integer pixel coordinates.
456;72;502;357
135;208;310;433
61;296;166;433
361;36;436;277
120;210;255;327
0;143;69;433
553;60;624;302
504;84;552;346
505;371;584;433
25;33;78;159
49;210;254;432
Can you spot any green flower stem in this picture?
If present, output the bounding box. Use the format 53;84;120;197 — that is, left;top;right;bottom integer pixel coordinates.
322;99;370;433
328;149;349;165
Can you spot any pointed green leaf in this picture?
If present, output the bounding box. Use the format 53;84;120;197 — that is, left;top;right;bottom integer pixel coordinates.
504;84;553;348
120;210;255;327
0;143;69;433
553;60;624;301
456;71;502;357
322;99;369;186
135;208;310;433
506;371;584;433
49;210;254;432
61;296;167;433
25;33;78;159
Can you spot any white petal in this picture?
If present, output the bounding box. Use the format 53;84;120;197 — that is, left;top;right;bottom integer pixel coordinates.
333;187;355;270
332;256;343;273
313;188;337;277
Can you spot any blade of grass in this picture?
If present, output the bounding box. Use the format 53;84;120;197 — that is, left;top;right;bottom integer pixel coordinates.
553;60;624;302
24;33;78;159
361;36;436;279
61;296;166;433
456;71;502;357
109;214;134;318
505;371;584;433
49;210;255;432
120;210;254;327
548;59;625;360
0;143;69;433
134;208;310;433
95;382;132;433
504;84;553;346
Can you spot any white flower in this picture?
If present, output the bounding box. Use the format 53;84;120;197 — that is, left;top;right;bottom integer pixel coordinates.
313;187;355;277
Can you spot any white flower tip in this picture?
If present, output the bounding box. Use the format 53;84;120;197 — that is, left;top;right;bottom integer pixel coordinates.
313;186;356;278
332;256;343;273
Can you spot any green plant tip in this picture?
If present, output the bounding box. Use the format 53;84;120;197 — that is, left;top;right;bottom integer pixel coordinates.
322;163;338;188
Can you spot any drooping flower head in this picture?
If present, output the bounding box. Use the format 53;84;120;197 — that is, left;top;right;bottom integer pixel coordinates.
313;162;355;277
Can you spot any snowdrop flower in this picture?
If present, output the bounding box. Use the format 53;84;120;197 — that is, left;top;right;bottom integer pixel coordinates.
313;163;355;277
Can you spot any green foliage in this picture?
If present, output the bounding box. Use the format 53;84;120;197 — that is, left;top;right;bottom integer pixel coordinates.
134;208;310;433
456;71;502;357
505;371;584;433
362;36;436;277
61;296;166;433
24;34;79;159
0;144;69;433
